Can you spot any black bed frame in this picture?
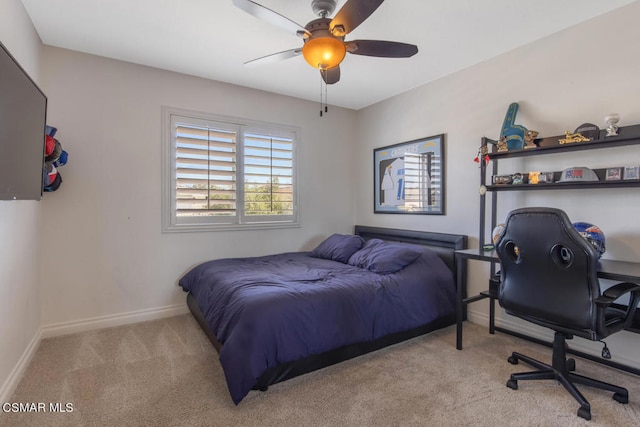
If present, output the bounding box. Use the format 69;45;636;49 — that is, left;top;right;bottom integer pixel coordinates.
186;225;467;393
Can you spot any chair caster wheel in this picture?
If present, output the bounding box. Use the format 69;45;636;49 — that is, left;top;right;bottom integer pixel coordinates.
567;358;576;371
506;379;518;390
577;406;591;421
613;392;628;404
508;355;518;365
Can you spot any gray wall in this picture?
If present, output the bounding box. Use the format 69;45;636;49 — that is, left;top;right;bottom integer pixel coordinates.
354;1;640;368
39;47;358;327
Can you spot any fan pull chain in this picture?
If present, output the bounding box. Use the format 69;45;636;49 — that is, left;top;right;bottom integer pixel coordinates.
320;74;323;117
325;80;328;114
319;73;329;117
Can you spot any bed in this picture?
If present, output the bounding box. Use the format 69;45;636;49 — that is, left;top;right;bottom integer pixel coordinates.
179;225;467;404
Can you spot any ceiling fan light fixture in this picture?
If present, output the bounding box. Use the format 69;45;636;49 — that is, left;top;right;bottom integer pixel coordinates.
234;0;418;86
302;37;346;70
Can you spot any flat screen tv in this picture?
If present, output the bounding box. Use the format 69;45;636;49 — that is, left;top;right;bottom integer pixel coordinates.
0;41;47;201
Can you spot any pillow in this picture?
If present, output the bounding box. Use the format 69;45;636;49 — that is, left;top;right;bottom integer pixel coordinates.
310;233;365;263
348;239;423;274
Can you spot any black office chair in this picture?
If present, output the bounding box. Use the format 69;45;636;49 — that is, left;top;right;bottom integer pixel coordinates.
495;207;640;421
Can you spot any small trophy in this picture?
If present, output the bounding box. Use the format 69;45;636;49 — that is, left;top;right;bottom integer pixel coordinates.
605;113;620;137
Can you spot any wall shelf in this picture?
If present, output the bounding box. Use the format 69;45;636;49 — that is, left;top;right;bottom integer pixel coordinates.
466;122;640;371
486;180;640;192
485;123;640;160
479;123;640;248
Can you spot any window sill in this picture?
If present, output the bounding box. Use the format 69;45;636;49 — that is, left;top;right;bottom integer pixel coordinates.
162;221;300;233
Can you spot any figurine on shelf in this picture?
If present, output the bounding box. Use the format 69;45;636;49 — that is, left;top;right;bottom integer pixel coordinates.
605;114;620;137
497;137;508;152
559;131;590;144
524;130;539;149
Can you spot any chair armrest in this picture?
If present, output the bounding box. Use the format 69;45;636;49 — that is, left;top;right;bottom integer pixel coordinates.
595;282;640;307
595;282;640;336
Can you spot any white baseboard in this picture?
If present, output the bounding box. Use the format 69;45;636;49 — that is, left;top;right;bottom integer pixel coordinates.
0;303;189;403
0;329;42;404
467;310;552;342
40;303;189;339
467;309;640;371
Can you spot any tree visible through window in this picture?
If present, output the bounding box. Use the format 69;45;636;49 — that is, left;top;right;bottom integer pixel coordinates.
243;132;294;217
162;108;298;232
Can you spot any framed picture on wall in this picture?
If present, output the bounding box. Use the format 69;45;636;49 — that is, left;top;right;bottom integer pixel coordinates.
373;134;445;215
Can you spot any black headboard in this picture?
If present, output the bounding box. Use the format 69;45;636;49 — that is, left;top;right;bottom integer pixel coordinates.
354;225;467;275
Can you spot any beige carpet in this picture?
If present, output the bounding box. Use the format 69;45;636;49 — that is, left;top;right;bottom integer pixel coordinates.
2;314;639;426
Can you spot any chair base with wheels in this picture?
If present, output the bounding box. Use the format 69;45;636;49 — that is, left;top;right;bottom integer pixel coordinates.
495;208;640;421
505;331;628;421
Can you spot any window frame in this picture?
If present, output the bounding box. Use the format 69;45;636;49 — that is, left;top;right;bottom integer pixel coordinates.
161;106;300;233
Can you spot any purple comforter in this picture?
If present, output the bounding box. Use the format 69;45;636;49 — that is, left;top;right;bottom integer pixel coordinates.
179;248;455;404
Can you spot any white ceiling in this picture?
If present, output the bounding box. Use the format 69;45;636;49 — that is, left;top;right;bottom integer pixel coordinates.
21;0;637;110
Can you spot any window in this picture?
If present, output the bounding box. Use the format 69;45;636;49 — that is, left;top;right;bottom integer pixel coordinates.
162;107;298;232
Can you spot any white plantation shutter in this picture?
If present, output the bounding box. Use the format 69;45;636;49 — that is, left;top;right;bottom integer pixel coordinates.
175;121;237;221
242;130;294;221
163;108;298;232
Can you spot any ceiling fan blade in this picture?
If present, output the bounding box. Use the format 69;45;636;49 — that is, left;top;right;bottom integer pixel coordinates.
345;40;418;58
233;0;310;37
320;66;341;85
244;48;302;66
330;0;385;35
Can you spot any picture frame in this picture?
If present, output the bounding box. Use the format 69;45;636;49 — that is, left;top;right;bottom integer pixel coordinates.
538;172;554;183
492;175;512;185
623;166;640;180
605;167;622;181
374;134;445;214
528;171;541;184
512;173;524;185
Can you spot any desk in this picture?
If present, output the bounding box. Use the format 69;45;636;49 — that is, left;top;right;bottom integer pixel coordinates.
455;249;499;350
455;248;640;373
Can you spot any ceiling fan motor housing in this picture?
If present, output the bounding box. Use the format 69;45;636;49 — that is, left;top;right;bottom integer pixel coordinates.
311;0;336;18
305;18;338;37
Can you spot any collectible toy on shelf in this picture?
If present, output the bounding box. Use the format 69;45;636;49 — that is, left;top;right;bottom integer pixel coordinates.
558;123;600;145
558;167;599;183
523;130;539;149
499;103;538;151
605;114;620;137
559;131;591;145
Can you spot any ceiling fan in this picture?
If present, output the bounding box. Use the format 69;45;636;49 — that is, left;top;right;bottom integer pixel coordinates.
233;0;418;85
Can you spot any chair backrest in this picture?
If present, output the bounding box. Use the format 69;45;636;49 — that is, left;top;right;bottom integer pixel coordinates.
496;207;601;337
